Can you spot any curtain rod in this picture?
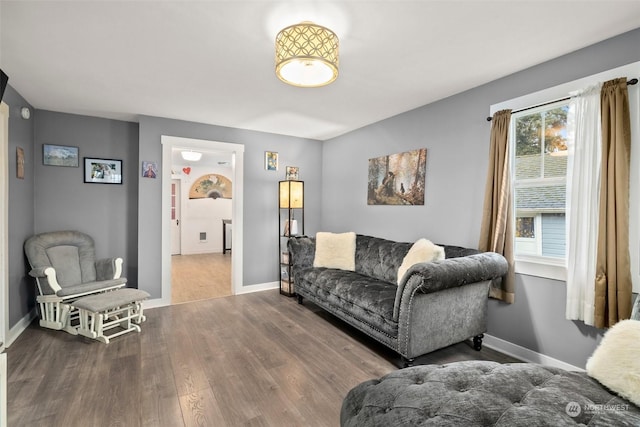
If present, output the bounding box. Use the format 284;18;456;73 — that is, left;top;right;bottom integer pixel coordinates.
486;78;638;121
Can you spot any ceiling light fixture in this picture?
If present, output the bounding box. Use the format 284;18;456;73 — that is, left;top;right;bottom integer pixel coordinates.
181;150;202;162
275;21;339;88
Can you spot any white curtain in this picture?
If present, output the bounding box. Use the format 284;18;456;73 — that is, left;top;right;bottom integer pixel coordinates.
565;83;602;325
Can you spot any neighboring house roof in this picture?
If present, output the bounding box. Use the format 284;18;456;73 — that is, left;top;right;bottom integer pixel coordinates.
515;153;567;180
516;184;566;210
515;154;567;211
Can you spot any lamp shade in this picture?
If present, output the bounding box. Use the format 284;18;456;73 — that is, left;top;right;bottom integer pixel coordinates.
275;22;339;88
280;180;304;208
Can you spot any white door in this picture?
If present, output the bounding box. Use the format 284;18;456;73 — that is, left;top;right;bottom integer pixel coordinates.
171;179;181;255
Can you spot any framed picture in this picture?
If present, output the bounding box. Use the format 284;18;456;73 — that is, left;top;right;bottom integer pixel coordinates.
367;148;427;205
265;151;278;171
84;157;123;184
16;147;24;179
141;160;157;179
43;144;79;167
285;166;299;180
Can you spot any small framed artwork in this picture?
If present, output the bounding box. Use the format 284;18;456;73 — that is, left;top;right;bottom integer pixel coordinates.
285;166;299;180
84;157;123;184
16;147;25;179
141;160;157;179
265;151;278;171
43;144;79;167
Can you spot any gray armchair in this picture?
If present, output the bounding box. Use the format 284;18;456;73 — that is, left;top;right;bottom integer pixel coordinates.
24;230;127;334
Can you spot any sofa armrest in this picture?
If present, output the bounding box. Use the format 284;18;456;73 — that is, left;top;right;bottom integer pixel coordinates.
393;252;508;319
287;236;316;273
96;257;124;280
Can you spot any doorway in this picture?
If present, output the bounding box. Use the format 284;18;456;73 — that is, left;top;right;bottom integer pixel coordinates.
161;136;244;306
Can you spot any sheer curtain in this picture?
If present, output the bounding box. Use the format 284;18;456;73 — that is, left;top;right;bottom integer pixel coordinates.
565;84;602;325
479;109;515;303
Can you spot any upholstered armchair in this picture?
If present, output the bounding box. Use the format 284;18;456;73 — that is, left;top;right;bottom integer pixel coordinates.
24;230;127;334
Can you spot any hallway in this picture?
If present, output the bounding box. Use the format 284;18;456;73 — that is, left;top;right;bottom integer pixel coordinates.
171;253;232;304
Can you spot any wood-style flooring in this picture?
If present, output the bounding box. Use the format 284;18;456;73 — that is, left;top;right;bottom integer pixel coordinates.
6;290;521;426
171;253;231;304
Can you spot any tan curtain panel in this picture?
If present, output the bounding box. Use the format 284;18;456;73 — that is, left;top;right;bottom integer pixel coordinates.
479;109;515;303
594;78;632;328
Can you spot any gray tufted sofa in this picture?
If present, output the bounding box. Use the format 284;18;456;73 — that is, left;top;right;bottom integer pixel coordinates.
288;234;508;366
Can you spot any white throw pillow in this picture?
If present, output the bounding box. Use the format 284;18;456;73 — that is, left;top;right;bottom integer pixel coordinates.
397;238;445;284
586;319;640;406
313;232;356;271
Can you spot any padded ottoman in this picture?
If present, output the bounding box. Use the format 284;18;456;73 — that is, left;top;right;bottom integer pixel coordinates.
341;361;640;426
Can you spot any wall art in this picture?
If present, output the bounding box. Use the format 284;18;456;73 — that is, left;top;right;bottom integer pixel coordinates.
367;148;427;205
43;144;79;167
84;157;123;184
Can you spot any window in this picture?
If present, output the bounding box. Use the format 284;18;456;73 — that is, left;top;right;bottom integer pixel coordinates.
491;61;639;285
512;101;569;260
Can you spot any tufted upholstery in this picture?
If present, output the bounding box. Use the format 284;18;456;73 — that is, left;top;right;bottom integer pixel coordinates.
288;234;508;361
341;361;640;426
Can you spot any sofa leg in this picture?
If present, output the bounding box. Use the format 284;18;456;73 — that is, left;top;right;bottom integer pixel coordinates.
297;295;304;305
473;334;484;351
401;357;415;368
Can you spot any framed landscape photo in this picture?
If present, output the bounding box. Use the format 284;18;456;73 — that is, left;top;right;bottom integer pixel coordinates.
84;157;123;184
43;144;79;167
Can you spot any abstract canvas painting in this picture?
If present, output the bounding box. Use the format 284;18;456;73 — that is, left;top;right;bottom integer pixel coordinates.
367;148;427;205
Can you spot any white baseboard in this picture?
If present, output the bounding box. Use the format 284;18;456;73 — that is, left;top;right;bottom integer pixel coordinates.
143;282;279;310
6;309;36;348
235;281;279;295
142;297;171;310
483;333;584;372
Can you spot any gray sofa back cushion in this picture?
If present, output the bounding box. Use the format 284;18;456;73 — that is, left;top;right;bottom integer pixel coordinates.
289;234;484;286
355;235;412;284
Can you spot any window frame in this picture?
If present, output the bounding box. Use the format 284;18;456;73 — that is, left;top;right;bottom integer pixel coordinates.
490;61;640;288
511;100;569;268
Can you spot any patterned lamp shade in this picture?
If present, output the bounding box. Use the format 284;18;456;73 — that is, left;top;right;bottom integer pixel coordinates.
275;22;339;87
279;180;304;209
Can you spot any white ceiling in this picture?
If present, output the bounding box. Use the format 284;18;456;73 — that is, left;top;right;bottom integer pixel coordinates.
2;1;640;141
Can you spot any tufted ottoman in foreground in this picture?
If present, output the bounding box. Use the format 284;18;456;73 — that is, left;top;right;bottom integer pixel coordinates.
341;361;640;426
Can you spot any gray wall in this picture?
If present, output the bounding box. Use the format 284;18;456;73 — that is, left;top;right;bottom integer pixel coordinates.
5;85;36;328
137;116;322;298
321;28;640;368
33;111;139;284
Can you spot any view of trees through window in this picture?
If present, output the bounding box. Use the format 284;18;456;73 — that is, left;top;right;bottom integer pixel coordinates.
513;102;569;258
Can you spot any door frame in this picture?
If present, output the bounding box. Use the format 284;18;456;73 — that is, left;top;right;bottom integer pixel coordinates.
0;102;9;350
161;136;244;298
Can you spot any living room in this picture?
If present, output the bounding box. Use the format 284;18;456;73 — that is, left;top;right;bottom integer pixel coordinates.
2;1;640;425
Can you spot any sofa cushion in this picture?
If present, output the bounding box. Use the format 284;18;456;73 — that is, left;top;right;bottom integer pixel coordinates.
586;319;640;406
314;232;356;271
397;238;445;284
355;235;412;284
297;267;398;337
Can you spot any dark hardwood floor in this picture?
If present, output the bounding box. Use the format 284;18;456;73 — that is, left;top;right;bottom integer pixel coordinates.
6;290;520;426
